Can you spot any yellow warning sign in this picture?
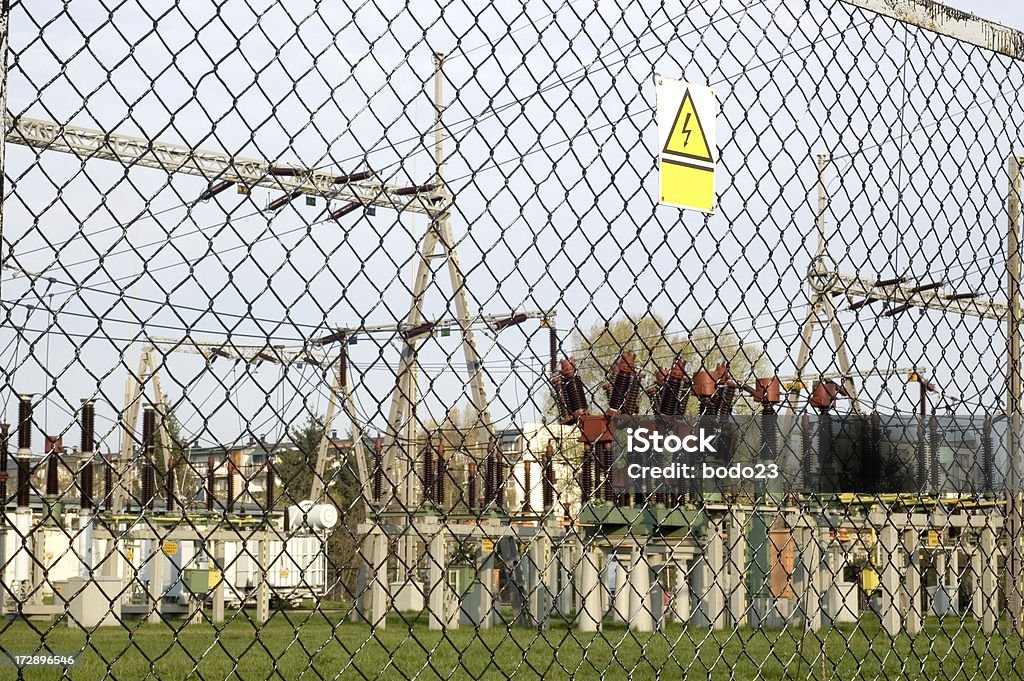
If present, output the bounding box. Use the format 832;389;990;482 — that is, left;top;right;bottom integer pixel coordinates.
661;160;714;212
663;90;713;162
162;541;178;556
656;76;716;212
481;538;494;554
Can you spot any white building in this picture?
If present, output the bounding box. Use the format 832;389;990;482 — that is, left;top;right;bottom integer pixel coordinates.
498;422;582;517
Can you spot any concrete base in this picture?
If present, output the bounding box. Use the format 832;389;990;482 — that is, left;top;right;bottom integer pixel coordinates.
832;581;859;624
578;549;602;632
688;555;711;628
627;552;653;632
748;595;794;628
460;579;496;627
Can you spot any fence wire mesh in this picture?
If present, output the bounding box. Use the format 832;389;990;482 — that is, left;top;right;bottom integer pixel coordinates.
1;0;1024;678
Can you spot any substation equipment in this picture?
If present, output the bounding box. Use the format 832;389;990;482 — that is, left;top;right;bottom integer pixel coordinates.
0;391;341;626
347;151;1024;634
0;5;1021;633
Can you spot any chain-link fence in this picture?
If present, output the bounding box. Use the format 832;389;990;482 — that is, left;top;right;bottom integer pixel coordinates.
2;0;1024;678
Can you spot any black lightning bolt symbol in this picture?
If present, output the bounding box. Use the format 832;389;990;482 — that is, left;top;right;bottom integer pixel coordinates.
681;112;693;146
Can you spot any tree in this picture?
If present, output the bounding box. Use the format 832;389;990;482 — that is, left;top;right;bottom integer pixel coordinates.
157;411;196;500
417;404;482;509
568;314;768;414
274;414;363;600
273;417;319;504
421;404;476;454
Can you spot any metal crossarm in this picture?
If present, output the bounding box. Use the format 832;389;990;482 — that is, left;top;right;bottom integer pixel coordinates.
5;115;445;215
815;271;1007;320
144;337;331;367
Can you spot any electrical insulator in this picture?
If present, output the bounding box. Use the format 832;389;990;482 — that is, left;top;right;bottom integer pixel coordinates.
142;406;156;453
81;399;96;453
761;410;777;462
46;438;60;497
421;438;435;504
819;409;834;492
658;362;687;416
647;371;665;415
549;325;558;376
467;462;478;509
800;415;813;491
0;423;9;504
655;486;668;507
522;460;532;512
266;459;276;511
435;449;446;507
226;459;236;512
16;460;30;509
17;395;32;451
623;374;642;415
206;455;215;512
551;375;572;423
558;358;589;416
142;406;157;510
495;448;506;509
867;411;883;479
80;459;93;510
607;352;636;414
580;444;593;503
678;383;692;415
982;416;994;493
484;442;496;506
928;415;940;492
600;442;614;503
718;384;737;418
142;459;156;510
543;445;556;511
166;459;176;512
694;363;727;415
671;487;684;508
707;389;723;416
104;458;113;511
372;439;383;503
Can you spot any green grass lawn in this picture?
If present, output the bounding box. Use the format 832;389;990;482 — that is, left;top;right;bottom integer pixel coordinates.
0;610;1020;680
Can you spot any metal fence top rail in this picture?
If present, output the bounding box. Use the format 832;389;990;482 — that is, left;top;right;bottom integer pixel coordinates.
841;0;1024;59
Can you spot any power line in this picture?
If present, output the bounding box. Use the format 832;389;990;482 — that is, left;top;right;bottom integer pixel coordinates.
0;296;309;343
444;16;872;187
308;2;757;181
28;205;270;272
10;201;196;260
5;4;768;349
4;220;341;336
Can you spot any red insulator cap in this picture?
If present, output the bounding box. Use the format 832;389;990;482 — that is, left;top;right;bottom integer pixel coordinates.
692;370;717;397
754;377;781;404
810;381;843;411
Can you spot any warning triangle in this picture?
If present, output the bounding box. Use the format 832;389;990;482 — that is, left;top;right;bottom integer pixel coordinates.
662;89;712;162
